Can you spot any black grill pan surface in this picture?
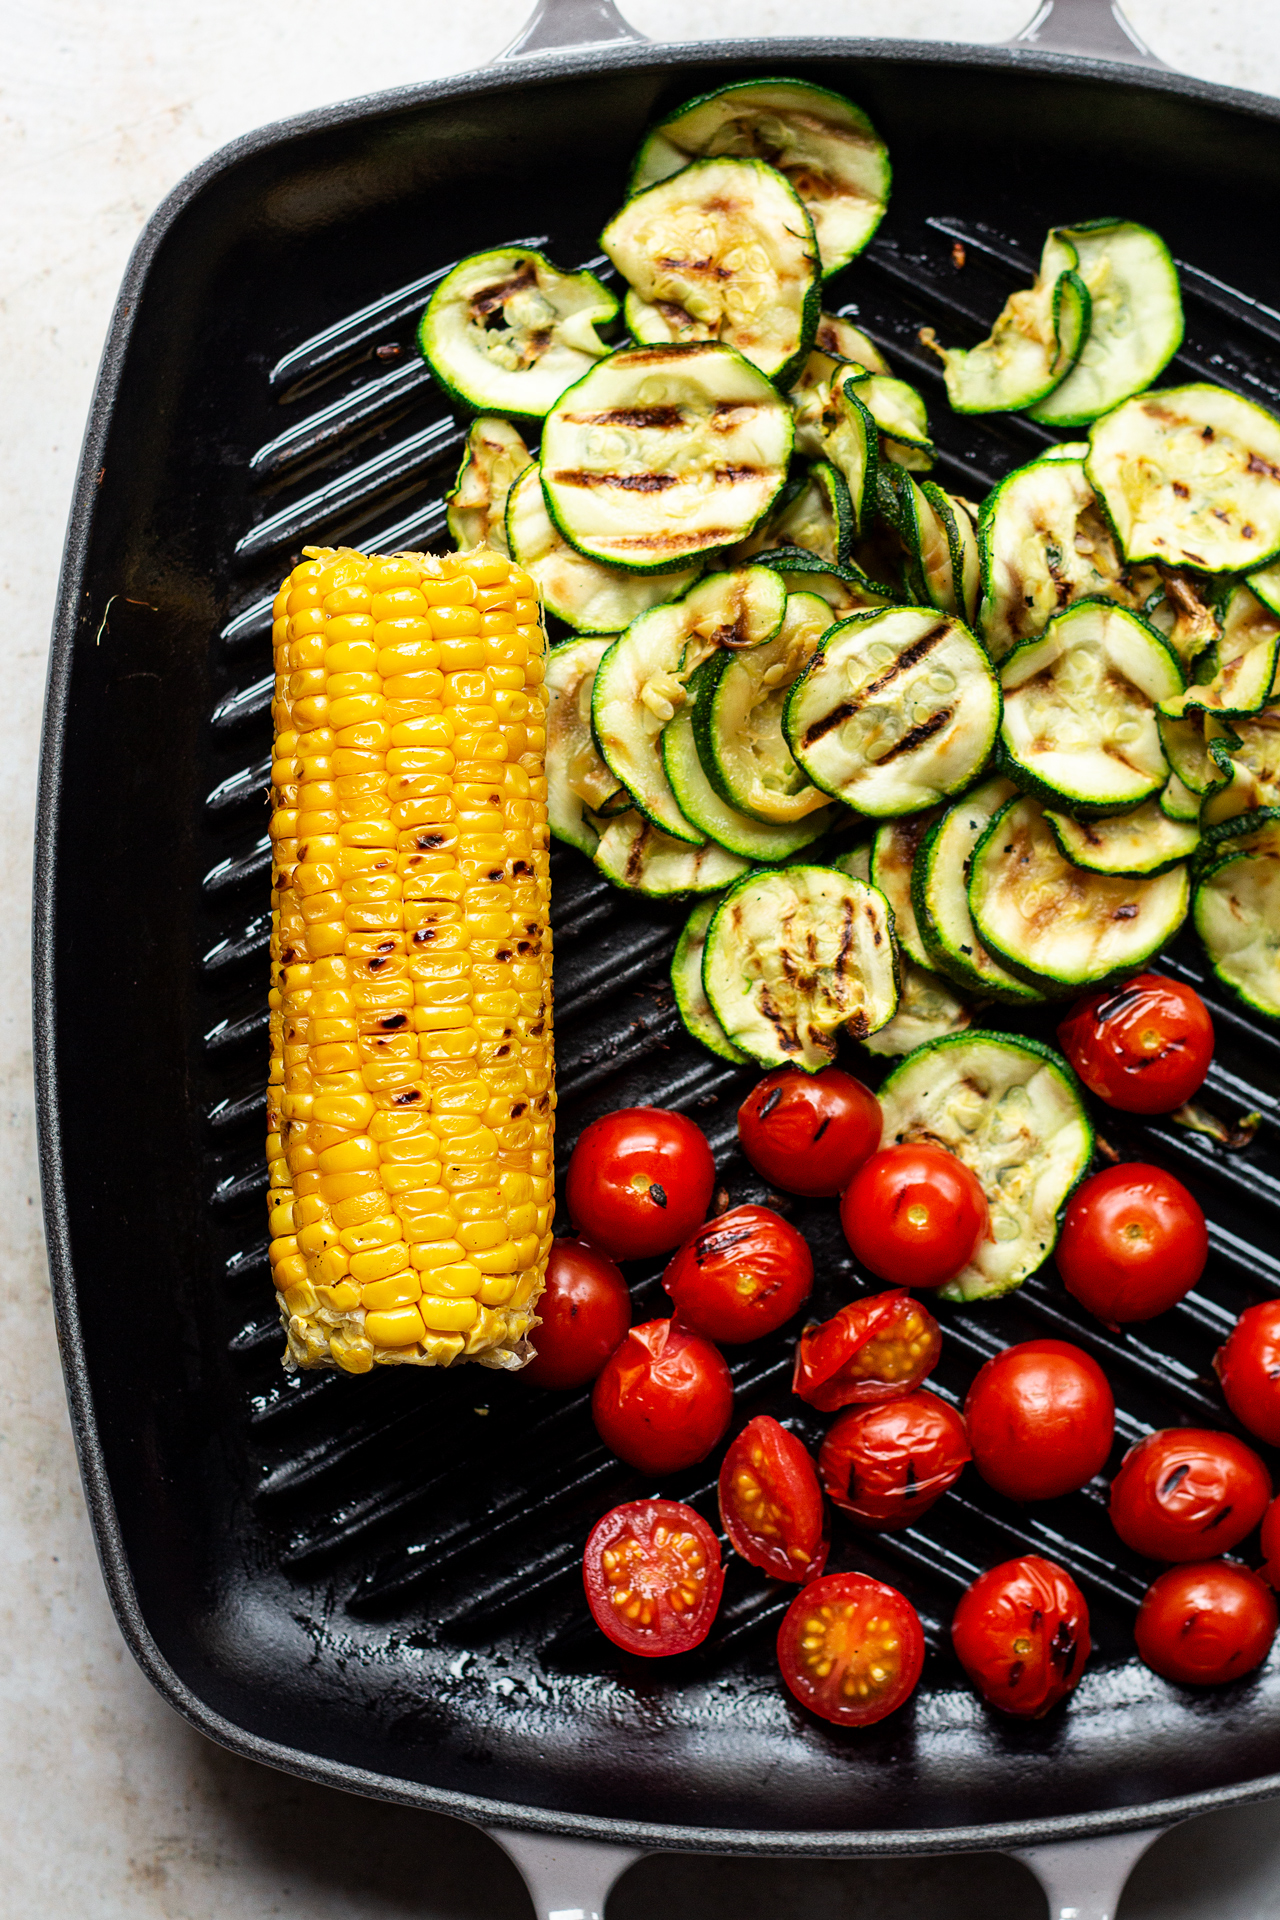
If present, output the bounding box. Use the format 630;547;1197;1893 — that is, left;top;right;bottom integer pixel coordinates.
35;32;1280;1855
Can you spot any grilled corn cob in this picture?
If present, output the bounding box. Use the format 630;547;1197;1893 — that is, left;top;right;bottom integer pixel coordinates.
266;545;553;1372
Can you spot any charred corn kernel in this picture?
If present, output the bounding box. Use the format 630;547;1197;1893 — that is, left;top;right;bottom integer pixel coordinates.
269;546;552;1373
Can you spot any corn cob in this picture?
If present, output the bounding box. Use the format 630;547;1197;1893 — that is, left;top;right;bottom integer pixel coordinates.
266;545;553;1372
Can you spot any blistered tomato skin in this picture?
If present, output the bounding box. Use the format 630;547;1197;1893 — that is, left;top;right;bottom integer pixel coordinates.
965;1341;1115;1503
718;1415;828;1583
1057;972;1214;1114
1109;1428;1272;1561
583;1499;725;1657
952;1556;1091;1717
524;1239;632;1390
1215;1301;1280;1447
777;1571;926;1727
663;1205;813;1344
792;1290;942;1413
840;1142;988;1290
1135;1561;1277;1685
592;1320;733;1476
818;1391;971;1529
738;1067;882;1197
566;1108;716;1261
1057;1164;1208;1324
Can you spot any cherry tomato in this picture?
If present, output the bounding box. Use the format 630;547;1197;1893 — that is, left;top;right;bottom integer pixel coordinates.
1261;1496;1280;1586
566;1107;715;1261
952;1556;1091;1718
840;1143;988;1290
524;1239;632;1390
1057;972;1214;1114
1056;1164;1208;1324
1215;1301;1280;1446
591;1319;733;1476
965;1340;1115;1503
777;1571;925;1727
583;1499;724;1657
1135;1560;1277;1685
818;1390;970;1530
662;1205;813;1344
792;1290;942;1413
1109;1428;1271;1562
738;1066;882;1198
718;1415;828;1583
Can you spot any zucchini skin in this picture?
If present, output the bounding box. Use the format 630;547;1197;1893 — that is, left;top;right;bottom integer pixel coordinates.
911;790;1048;1006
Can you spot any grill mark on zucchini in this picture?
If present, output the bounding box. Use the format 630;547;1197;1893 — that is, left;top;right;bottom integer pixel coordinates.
874;706;954;763
549;468;681;492
799;623;948;744
574;405;687;429
470;259;538;314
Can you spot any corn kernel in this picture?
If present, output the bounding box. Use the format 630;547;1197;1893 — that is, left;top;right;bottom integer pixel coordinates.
365;1306;428;1347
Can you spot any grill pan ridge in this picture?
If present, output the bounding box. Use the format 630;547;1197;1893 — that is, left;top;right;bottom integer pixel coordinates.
33;31;1280;1854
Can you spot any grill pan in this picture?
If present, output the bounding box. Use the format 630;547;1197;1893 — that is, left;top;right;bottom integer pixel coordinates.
34;2;1280;1913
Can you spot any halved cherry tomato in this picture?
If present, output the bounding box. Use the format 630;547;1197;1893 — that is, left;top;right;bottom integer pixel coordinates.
1056;1164;1208;1324
1057;972;1214;1114
818;1390;970;1530
840;1142;988;1290
583;1499;724;1657
738;1067;882;1198
777;1570;925;1726
1215;1301;1280;1446
792;1290;942;1413
1109;1428;1271;1562
952;1556;1091;1718
1261;1496;1280;1586
663;1205;813;1344
965;1341;1115;1503
1135;1560;1277;1685
718;1415;828;1583
524;1238;632;1390
566;1107;716;1261
591;1319;733;1476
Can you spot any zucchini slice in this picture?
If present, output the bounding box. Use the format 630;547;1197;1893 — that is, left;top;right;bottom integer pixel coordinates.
922;231;1088;415
1028;221;1184;427
785;605;1002;817
812;311;890;374
907;478;977;619
1144;569;1222;671
607;156;819;387
751;547;895;614
1160;772;1203;824
860;961;974;1058
1211;705;1280;814
546;635;623;855
420;249;617;419
1194;833;1280;1022
540;342;793;573
506;464;699;631
693;590;835;823
871;809;943;967
1086;384;1280;573
999;598;1184;814
736;461;852;567
820;378;879;533
628;78;891;277
672;897;750;1063
970;792;1190;986
1160;584;1280;721
702;865;899;1070
843;369;935;471
1045;795;1200;875
445;416;533;553
594;812;748;895
1248;559;1280;618
1158;709;1238;798
913;777;1047;1005
878;1033;1093;1303
1197;806;1280;867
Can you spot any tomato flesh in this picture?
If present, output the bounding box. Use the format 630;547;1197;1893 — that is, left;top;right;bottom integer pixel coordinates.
663;1205;813;1344
1109;1427;1271;1561
524;1238;632;1389
1057;972;1214;1114
1135;1560;1277;1685
1215;1301;1280;1447
818;1390;970;1530
566;1107;716;1260
718;1415;828;1583
583;1499;724;1657
964;1340;1115;1503
738;1067;882;1198
591;1318;733;1475
952;1556;1091;1717
1056;1164;1207;1324
777;1571;925;1727
792;1290;942;1413
840;1142;988;1290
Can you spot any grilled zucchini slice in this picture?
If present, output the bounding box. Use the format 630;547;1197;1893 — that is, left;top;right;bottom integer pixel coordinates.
672;897;750;1062
541;342;793;573
844;369;934;471
445;416;533;553
628;78;891;277
1045;795;1200;875
913;777;1047;1005
693;590;835;824
420;249;617;419
1158;709;1238;798
835;844;973;1052
703;865;898;1070
595;812;748;895
1248;559;1280;618
1160;772;1203;823
1028;220;1184;427
871;810;942;968
819;378;879;534
506;464;699;631
1194;824;1280;1021
878;1033;1093;1303
751;547;895;614
923;230;1089;415
1210;706;1280;814
812;311;890;374
1144;570;1222;671
1197;806;1280;867
1160;585;1280;721
735;461;852;567
546;636;625;855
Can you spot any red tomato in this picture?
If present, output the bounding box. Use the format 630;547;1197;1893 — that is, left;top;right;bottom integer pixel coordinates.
1056;1164;1208;1324
738;1067;882;1198
952;1556;1091;1718
566;1108;715;1261
840;1143;988;1289
792;1290;942;1413
662;1205;813;1344
718;1415;828;1583
1261;1496;1280;1586
965;1341;1115;1503
1109;1428;1271;1562
583;1499;724;1657
1057;972;1214;1114
818;1390;970;1530
591;1319;733;1475
777;1571;925;1727
1215;1301;1280;1446
1135;1561;1277;1685
524;1239;632;1389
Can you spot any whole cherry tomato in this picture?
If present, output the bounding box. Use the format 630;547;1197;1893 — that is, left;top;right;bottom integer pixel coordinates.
777;1571;925;1727
840;1142;988;1289
1215;1301;1280;1446
1056;1164;1208;1324
965;1341;1115;1503
792;1290;942;1413
738;1066;882;1197
1057;972;1214;1114
818;1390;971;1529
1109;1428;1271;1562
1261;1496;1280;1586
591;1319;733;1476
566;1107;715;1261
1135;1561;1277;1685
663;1205;813;1344
718;1415;828;1583
952;1556;1091;1717
583;1499;724;1657
524;1239;632;1389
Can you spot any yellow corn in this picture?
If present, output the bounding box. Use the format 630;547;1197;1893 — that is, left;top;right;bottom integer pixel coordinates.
266;544;553;1372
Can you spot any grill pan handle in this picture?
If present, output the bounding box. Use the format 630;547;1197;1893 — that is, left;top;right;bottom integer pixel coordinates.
498;0;644;57
1007;0;1166;65
487;1826;641;1918
1014;1827;1168;1919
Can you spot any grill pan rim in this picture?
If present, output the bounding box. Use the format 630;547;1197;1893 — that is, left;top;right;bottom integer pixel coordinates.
33;29;1280;1856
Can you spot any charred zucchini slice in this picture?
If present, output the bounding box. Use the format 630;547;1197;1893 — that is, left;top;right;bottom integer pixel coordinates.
1028;221;1184;427
506;464;699;631
913;777;1047;1005
1160;585;1280;721
672;897;750;1063
1144;570;1222;671
420;249;617;419
844;369;934;470
922;231;1089;415
546;635;623;856
594;812;748;895
693;590;835;823
445;416;533;553
871;809;943;968
1045;795;1200;875
1194;827;1280;1021
1197;806;1280;867
878;1033;1093;1303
